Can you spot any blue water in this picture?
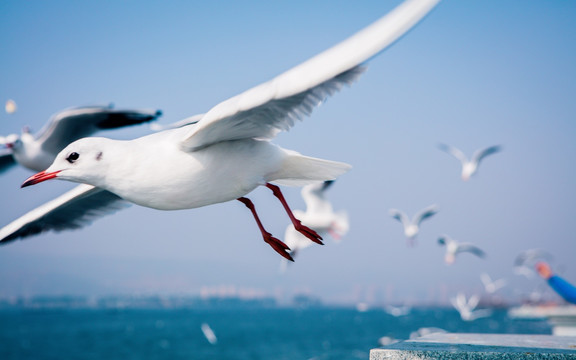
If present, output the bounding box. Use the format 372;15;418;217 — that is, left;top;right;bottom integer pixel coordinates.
0;307;550;360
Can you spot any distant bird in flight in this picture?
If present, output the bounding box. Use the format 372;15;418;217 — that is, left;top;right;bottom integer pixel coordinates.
450;293;492;321
437;143;501;181
0;0;440;261
389;204;438;246
438;235;486;265
282;181;349;267
0;105;162;174
5;99;17;114
514;249;554;278
480;273;507;294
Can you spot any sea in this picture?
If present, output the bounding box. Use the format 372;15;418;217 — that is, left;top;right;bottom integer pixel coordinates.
0;305;551;360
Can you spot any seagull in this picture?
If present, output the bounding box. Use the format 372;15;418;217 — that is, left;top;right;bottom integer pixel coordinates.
437;235;486;265
450;293;492;321
513;249;554;278
201;323;217;345
5;99;17;114
480;273;507;294
389;204;438;246
437;143;501;181
285;181;349;256
279;181;349;270
0;0;440;261
0;105;162;174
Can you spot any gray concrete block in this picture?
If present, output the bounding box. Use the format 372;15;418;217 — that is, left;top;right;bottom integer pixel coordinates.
370;333;576;359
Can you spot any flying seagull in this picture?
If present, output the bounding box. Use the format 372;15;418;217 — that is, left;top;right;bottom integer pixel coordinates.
281;181;349;268
438;235;486;265
0;0;440;261
437;143;501;181
389;204;438;246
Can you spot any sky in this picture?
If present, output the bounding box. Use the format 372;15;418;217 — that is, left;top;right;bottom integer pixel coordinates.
0;0;575;305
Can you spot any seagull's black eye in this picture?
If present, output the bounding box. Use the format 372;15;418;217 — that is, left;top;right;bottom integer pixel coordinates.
66;152;80;164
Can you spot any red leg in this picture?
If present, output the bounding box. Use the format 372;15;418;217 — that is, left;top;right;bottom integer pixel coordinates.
237;197;294;261
265;183;323;245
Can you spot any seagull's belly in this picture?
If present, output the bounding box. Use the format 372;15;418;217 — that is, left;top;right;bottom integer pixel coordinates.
110;140;285;211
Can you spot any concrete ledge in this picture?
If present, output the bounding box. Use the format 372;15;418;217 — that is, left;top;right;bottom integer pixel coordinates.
370;333;576;359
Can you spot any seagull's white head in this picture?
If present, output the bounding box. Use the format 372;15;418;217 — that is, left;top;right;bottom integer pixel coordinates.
22;137;112;188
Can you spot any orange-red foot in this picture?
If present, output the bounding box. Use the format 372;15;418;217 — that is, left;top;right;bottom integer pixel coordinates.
294;219;324;245
264;233;294;262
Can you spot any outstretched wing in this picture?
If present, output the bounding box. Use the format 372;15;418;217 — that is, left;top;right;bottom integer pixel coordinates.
37;105;162;154
437;143;468;164
471;145;501;166
181;0;440;151
413;204;438;225
0;184;129;245
456;243;486;258
389;209;410;228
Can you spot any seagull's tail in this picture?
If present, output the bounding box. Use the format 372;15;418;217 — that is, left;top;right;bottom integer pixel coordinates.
270;151;351;187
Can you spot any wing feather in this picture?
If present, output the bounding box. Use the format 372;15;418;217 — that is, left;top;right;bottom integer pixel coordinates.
181;0;440;151
0;184;129;245
37;106;162;154
413;204;438;225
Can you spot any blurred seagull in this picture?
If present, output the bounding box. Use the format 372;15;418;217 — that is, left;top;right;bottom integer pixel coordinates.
437;235;486;265
384;305;412;317
450;293;492;321
0;105;162;174
201;323;217;345
5;99;17;114
0;0;440;261
514;249;554;278
389;204;438;246
437;143;501;181
282;181;349;263
480;273;507;294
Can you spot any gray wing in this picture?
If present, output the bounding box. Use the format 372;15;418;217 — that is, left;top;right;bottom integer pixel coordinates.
471;145;501;165
36;105;162;154
181;0;440;151
389;209;410;227
437;143;467;164
456;243;486;258
0;150;16;174
0;184;129;245
413;204;438;225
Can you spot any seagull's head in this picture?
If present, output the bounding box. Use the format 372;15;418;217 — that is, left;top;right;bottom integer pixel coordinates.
22;137;111;188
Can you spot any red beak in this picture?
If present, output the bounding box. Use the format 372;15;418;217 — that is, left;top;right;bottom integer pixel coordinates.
21;170;61;188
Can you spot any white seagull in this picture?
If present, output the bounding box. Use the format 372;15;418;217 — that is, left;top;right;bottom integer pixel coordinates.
389;204;438;246
281;181;349;267
450;293;492;321
0;105;162;174
480;273;507;294
437;235;486;265
0;0;440;261
437;143;501;181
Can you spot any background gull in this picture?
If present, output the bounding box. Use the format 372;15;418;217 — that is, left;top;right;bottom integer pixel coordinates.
281;180;349;270
437;235;486;265
437;143;501;181
389;204;438;246
0;104;162;174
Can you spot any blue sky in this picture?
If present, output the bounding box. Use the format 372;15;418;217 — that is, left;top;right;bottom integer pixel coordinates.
0;0;575;305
